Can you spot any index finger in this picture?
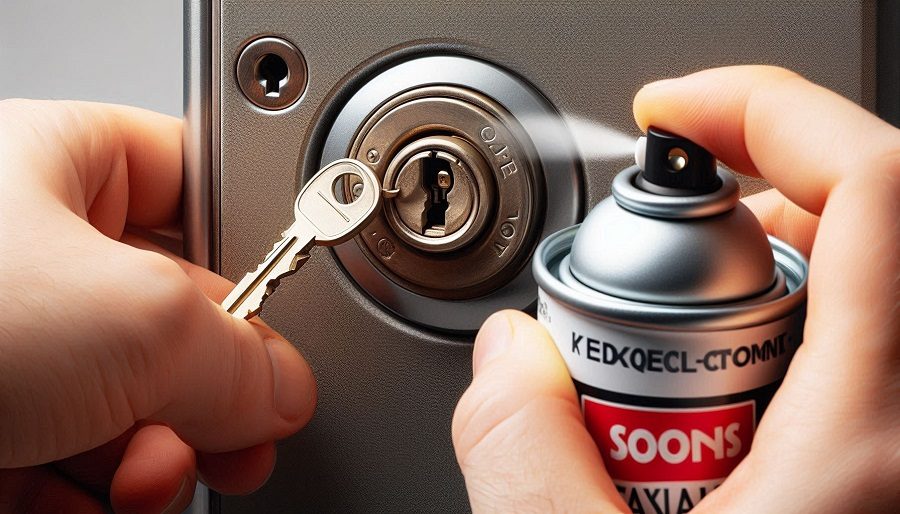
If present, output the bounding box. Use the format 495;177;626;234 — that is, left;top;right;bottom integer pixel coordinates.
632;66;900;382
0;99;181;237
633;65;899;215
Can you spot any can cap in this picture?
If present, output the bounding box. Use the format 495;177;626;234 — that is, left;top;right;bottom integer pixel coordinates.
636;127;719;194
568;128;780;305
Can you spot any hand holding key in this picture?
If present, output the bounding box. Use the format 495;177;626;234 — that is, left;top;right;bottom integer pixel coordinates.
0;100;322;512
223;159;383;319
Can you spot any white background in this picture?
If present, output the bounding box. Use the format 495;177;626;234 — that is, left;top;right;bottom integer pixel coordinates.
0;0;182;116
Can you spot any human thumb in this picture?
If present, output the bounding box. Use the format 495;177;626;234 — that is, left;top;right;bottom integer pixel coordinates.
141;255;318;454
0;243;317;468
452;310;627;513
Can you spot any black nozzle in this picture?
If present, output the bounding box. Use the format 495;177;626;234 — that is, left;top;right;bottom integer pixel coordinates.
639;127;719;194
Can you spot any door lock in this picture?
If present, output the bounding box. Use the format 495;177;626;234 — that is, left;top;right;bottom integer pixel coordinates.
236;37;307;110
318;55;582;331
382;135;494;253
345;86;540;299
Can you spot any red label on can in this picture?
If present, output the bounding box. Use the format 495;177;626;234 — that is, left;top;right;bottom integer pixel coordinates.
582;397;755;482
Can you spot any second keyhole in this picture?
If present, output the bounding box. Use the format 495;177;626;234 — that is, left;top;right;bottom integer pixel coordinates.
236;36;308;110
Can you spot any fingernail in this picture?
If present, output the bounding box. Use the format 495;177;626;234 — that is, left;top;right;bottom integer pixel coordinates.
265;339;315;422
473;312;513;375
162;476;190;514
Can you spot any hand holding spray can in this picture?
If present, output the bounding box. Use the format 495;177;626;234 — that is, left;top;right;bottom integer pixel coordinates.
533;128;809;513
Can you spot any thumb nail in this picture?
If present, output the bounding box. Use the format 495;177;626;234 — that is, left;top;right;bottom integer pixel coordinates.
473;312;513;375
161;476;191;514
265;339;315;422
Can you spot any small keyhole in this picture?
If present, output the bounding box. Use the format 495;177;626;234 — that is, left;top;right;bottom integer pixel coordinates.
257;53;289;97
422;156;452;235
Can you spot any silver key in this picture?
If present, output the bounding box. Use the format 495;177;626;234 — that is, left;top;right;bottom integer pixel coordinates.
222;159;382;319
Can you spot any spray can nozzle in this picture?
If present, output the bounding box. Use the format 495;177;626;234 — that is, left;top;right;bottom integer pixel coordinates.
634;127;720;195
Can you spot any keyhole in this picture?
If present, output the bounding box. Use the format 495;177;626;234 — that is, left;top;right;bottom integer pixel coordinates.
422;156;453;235
256;53;289;97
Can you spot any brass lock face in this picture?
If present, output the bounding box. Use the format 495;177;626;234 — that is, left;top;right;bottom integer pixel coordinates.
318;55;582;332
346;86;540;299
381;135;491;252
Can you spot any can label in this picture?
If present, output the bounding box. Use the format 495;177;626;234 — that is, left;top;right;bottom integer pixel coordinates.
537;289;804;513
584;398;754;512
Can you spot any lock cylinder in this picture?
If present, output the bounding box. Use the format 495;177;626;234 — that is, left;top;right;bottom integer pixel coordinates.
345;85;540;299
319;54;582;331
382;135;494;253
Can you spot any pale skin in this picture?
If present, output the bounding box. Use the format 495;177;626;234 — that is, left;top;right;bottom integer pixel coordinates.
452;66;900;513
0;66;897;513
0;103;317;512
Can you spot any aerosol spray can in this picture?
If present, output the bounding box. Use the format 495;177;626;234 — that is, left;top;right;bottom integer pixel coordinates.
533;128;808;513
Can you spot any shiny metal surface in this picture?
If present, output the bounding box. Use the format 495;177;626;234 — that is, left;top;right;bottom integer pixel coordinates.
614;167;741;219
558;253;789;308
182;0;213;268
186;1;874;512
222;160;381;319
235;37;307;110
535;226;807;330
382;135;489;252
341;86;540;300
570;166;777;304
324;59;582;328
183;1;214;510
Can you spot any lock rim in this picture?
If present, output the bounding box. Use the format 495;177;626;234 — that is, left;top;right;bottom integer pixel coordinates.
235;36;308;111
346;87;539;297
316;54;583;333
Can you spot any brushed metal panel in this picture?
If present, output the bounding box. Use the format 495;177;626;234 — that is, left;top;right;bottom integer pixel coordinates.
207;1;874;512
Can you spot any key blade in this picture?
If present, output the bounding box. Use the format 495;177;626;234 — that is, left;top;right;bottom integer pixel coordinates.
221;234;313;319
221;159;380;320
295;159;382;245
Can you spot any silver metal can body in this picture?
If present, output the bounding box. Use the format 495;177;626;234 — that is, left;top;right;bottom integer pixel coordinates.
534;225;808;512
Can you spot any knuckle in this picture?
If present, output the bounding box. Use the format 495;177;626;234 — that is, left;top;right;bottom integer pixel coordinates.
464;474;555;514
0;99;41;134
0;99;62;128
453;377;509;456
870;146;900;180
740;64;804;85
116;252;210;415
0;97;38;113
453;385;504;467
133;252;204;330
453;380;570;469
454;390;586;513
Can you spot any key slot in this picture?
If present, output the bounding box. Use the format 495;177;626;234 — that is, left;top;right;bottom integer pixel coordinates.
422;155;453;236
257;53;289;97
